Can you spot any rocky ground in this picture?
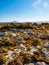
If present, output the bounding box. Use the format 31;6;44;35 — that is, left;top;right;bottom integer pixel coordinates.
0;23;49;65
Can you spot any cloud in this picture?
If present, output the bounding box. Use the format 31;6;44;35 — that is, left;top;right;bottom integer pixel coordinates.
32;0;42;7
43;1;48;8
32;0;49;8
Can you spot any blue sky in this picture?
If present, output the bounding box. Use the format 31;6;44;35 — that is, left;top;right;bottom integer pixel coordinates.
0;0;49;22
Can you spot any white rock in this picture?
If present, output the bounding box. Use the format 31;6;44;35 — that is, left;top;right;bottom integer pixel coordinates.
36;62;46;65
36;46;40;49
12;33;16;36
42;48;47;53
44;42;49;48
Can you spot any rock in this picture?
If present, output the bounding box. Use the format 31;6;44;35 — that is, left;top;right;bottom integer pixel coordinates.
36;62;46;65
42;48;47;53
24;63;34;65
44;42;49;48
42;48;49;58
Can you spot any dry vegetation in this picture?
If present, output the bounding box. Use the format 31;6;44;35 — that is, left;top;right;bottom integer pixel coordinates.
0;22;49;65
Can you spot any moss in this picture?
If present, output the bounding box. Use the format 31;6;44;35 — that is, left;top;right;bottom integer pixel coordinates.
0;54;7;64
23;53;32;62
33;54;49;63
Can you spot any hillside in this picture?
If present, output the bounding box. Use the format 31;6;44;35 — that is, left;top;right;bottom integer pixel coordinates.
0;23;49;65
